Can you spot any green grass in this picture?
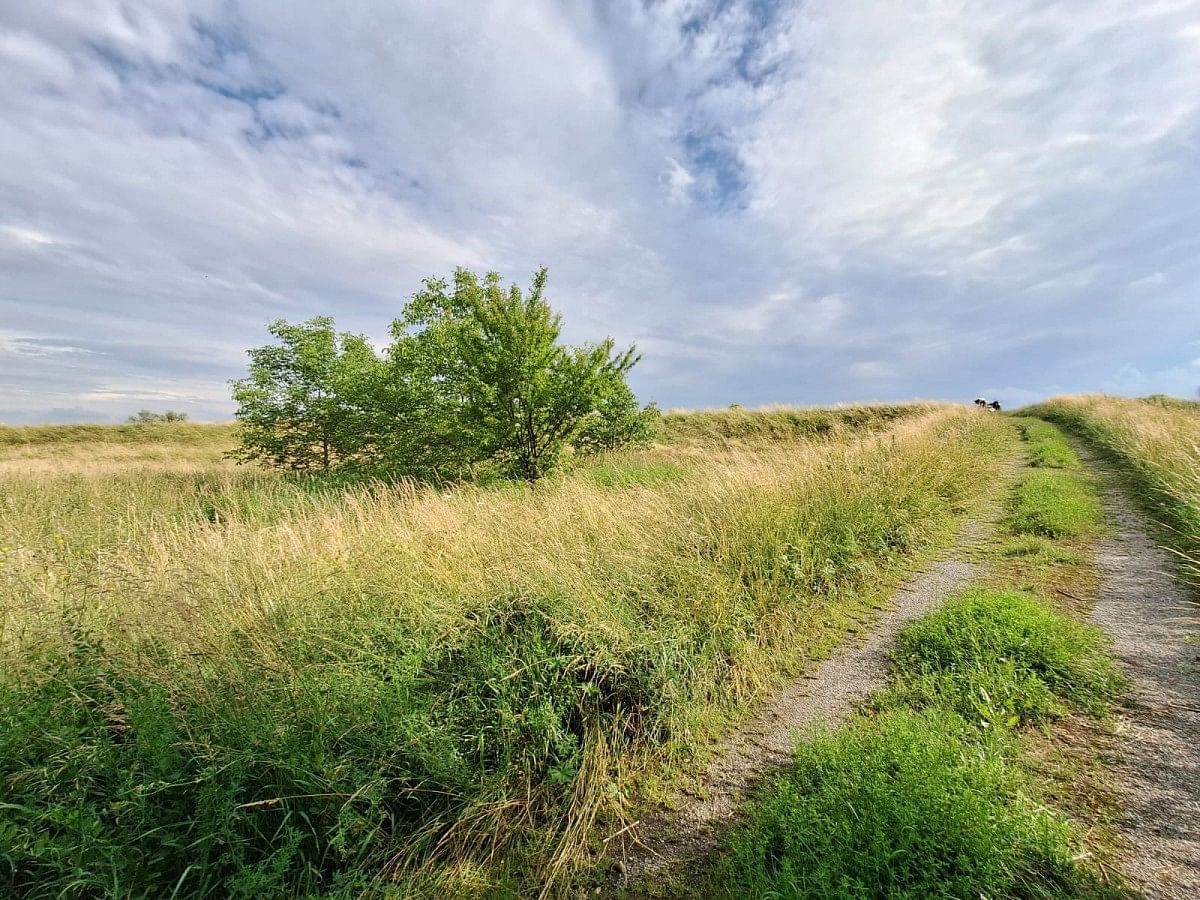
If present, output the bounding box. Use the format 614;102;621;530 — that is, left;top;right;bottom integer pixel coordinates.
582;457;687;488
1016;417;1078;469
713;708;1092;900
887;588;1124;726
1023;395;1200;588
710;500;1125;900
1008;470;1102;539
1005;416;1102;540
0;422;238;447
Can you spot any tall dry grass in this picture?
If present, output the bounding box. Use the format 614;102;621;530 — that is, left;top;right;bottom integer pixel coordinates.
0;406;1015;897
1027;394;1200;584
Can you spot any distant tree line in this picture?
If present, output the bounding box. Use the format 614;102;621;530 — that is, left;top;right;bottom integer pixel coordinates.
230;267;659;482
128;409;189;424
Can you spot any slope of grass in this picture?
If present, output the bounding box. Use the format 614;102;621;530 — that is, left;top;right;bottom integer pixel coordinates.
1025;394;1200;586
0;422;238;447
0;408;1013;897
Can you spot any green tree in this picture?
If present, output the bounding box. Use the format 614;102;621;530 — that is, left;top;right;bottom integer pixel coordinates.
394;267;640;481
230;318;383;473
573;380;660;454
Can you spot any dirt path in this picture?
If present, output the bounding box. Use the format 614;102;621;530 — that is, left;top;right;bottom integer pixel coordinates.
612;517;997;892
1083;454;1200;898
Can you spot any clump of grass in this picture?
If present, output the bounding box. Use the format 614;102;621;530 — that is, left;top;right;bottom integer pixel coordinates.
1008;469;1102;539
713;708;1091;900
887;588;1125;726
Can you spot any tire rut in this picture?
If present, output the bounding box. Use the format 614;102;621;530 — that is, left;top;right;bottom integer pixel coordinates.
1080;450;1200;898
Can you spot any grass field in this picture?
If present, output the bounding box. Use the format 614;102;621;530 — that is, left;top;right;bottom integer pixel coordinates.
0;404;1012;897
1024;394;1200;585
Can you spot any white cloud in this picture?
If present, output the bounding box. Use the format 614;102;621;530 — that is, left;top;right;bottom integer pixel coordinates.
848;360;894;381
1;0;1199;421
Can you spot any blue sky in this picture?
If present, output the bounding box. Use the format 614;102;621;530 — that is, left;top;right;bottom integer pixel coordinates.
2;0;1199;423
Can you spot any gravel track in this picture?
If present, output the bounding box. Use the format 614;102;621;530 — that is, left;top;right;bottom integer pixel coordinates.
1083;452;1200;898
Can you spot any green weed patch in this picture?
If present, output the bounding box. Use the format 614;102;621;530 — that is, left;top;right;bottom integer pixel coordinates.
887;588;1124;726
714;708;1096;900
1008;469;1102;539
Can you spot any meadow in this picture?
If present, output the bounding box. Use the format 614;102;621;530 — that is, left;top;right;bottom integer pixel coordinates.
0;403;1011;897
1025;394;1200;585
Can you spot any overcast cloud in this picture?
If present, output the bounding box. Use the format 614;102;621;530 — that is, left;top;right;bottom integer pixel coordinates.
2;0;1198;422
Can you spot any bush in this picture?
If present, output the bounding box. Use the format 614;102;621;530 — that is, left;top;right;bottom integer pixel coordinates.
715;708;1088;899
573;381;659;455
887;588;1125;726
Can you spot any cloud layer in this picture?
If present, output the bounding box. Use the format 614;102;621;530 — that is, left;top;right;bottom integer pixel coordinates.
2;0;1198;422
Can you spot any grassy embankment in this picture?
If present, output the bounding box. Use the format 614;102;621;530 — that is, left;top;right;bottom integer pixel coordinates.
1025;394;1200;587
0;404;1009;897
710;416;1130;898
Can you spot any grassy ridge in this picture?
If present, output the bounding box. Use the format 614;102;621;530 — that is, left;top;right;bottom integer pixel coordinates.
0;422;238;447
0;408;1011;897
657;403;931;445
1024;394;1200;585
710;417;1123;899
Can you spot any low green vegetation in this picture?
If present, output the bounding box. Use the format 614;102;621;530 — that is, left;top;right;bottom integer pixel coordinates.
0;422;236;448
888;588;1124;725
716;708;1084;900
0;407;1012;897
658;403;927;446
1018;418;1077;469
1008;470;1102;539
1026;394;1200;587
714;584;1124;899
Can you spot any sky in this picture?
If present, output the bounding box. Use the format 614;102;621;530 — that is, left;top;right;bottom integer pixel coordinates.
2;0;1199;423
